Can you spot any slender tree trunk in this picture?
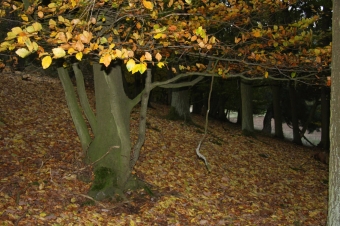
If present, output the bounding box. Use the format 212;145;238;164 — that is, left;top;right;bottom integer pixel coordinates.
58;67;92;152
262;103;273;134
328;1;340;223
241;80;254;135
272;84;284;138
236;107;242;125
320;86;330;150
288;83;302;145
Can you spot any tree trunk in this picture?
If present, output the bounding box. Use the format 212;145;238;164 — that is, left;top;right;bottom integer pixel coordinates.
319;86;330;150
272;84;284;138
58;63;142;201
262;103;273;134
57;62;208;201
86;63;134;200
241;80;254;135
288;83;302;145
328;0;340;223
169;88;191;121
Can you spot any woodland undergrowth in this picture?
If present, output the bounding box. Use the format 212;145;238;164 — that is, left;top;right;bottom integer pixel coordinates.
0;73;328;225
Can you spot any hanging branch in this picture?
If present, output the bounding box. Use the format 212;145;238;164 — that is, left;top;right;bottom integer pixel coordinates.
195;71;215;172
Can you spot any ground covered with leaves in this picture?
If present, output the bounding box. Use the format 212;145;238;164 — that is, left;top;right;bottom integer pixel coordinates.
0;73;328;225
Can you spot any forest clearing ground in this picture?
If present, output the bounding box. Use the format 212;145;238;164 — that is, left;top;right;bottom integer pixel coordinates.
0;73;328;225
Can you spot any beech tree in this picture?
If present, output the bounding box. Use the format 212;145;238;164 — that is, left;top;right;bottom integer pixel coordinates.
0;0;331;200
328;0;340;224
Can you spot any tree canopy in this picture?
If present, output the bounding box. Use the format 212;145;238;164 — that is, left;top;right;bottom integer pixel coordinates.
0;0;331;83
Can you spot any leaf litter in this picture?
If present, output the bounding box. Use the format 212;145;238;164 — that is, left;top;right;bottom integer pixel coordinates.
0;73;328;225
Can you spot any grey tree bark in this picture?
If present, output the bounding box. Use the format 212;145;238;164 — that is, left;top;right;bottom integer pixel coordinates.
240;79;254;135
328;0;340;223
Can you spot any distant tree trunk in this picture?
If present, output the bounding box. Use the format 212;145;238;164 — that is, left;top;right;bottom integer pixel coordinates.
262;103;273;134
236;107;242;125
319;86;330;150
169;88;191;121
328;1;340;223
272;84;284;138
241;80;254;135
288;83;302;145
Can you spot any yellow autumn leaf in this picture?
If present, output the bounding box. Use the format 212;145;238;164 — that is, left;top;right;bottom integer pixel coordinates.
49;19;56;29
25;26;35;33
135;63;148;74
11;27;23;35
25;39;34;52
58;15;65;23
157;62;164;68
153;33;163;39
17;36;27;45
32;22;43;32
42;56;52;69
99;54;112;67
68;48;76;54
32;42;39;51
142;0;154;10
264;71;268;78
48;3;57;8
76;52;83;61
126;58;136;72
52;47;66;58
16;48;30;58
21;14;28;22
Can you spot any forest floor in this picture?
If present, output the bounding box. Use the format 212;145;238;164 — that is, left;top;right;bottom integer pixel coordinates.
0;72;328;225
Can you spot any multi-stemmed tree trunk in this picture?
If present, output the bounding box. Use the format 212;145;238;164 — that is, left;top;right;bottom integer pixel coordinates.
58;63;150;200
57;62;204;200
240;79;254;135
328;0;340;223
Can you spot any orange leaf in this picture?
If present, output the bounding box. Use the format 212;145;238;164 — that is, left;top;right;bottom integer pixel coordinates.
252;29;261;38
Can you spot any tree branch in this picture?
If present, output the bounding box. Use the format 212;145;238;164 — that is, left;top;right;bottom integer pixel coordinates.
130;69;152;169
73;63;97;135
